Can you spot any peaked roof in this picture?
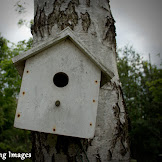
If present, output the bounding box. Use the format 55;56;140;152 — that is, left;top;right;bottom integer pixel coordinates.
12;27;114;84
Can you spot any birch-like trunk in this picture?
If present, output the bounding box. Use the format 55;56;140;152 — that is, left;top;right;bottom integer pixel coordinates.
31;0;130;161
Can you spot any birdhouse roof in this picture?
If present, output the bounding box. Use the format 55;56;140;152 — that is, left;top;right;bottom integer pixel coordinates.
12;27;114;83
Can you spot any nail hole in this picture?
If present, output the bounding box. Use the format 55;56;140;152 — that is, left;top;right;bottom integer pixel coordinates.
22;92;25;95
90;123;92;126
26;70;29;73
53;128;56;132
95;80;98;83
17;114;20;118
93;100;95;103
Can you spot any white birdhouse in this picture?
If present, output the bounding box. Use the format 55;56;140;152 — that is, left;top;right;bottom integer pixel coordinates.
12;27;114;139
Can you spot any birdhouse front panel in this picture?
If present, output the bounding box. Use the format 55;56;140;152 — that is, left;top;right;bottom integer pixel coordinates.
14;38;101;138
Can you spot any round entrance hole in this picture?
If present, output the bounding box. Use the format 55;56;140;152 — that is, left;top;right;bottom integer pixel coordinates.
53;72;69;88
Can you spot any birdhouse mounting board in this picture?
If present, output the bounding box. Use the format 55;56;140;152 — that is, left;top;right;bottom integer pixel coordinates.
14;38;101;138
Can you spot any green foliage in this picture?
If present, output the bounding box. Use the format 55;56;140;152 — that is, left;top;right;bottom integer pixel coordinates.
117;46;162;162
14;0;26;14
18;19;34;28
0;35;32;155
14;0;33;28
146;78;162;103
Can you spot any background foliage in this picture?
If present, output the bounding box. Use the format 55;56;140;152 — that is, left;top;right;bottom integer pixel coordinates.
0;35;161;161
0;35;32;161
117;46;162;162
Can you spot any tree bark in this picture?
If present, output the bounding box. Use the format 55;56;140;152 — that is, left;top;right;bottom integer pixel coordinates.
31;0;130;161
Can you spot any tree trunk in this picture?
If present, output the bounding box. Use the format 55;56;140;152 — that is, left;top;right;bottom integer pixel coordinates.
31;0;130;161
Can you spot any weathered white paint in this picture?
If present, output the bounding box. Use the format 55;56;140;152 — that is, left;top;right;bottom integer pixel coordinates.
14;38;101;139
12;27;114;80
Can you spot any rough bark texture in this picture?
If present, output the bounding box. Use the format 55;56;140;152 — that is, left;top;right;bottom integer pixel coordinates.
31;0;130;161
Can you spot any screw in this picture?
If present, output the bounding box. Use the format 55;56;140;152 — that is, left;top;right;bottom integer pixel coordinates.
55;100;60;107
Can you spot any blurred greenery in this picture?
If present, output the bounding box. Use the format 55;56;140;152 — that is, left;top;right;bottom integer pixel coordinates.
0;34;161;162
0;35;32;161
14;0;34;28
117;46;162;162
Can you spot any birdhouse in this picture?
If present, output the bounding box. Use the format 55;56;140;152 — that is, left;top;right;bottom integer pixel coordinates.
12;27;114;139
